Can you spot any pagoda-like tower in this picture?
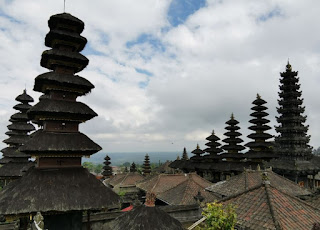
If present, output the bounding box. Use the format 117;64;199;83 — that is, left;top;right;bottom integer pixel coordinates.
191;144;205;158
130;162;137;173
0;90;35;185
221;114;245;160
102;155;112;179
0;13;119;228
275;62;312;160
204;130;222;161
245;94;274;161
0;90;35;164
268;62;320;187
181;147;189;160
143;154;151;175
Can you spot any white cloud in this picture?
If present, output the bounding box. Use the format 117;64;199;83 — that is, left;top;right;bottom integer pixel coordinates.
0;0;319;155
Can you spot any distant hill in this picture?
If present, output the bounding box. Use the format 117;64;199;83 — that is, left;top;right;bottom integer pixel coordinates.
83;152;181;166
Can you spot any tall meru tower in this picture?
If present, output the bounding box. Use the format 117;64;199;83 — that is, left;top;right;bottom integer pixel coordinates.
0;13;119;229
269;62;320;186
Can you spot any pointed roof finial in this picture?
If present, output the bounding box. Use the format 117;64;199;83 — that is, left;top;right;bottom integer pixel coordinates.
286;59;292;71
64;0;66;12
231;113;234;119
257;93;261;99
196;143;200;149
212;129;215;134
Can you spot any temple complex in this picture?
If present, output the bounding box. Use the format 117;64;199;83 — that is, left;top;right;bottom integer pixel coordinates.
0;13;119;229
0;90;35;186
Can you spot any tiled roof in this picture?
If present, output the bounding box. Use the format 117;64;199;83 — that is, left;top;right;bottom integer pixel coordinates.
206;169;311;198
222;182;320;230
105;172;144;188
136;173;218;205
153;161;175;174
307;193;320;209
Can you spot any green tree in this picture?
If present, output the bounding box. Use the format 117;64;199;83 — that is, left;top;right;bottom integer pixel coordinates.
198;202;237;230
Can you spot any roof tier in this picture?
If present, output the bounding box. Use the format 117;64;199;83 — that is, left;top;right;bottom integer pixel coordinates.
15;90;34;103
0;167;119;215
27;98;97;122
34;72;94;95
19;130;101;156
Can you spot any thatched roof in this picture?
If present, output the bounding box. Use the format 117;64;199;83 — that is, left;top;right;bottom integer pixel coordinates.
13;103;32;112
15;90;34;103
19;130;101;155
48;13;84;34
41;49;88;73
27;98;97;121
3;135;29;145
34;72;94;95
105;205;184;230
7;123;35;132
0;167;120;215
10;112;28;121
45;29;87;52
0;162;34;178
1;147;30;158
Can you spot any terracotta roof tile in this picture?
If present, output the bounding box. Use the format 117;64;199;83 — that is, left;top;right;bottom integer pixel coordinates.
222;183;320;230
137;173;218;205
206;169;310;198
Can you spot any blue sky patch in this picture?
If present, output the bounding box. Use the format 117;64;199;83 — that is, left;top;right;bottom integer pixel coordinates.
167;0;206;27
257;7;283;22
135;68;153;77
126;33;166;52
0;10;21;24
82;42;105;56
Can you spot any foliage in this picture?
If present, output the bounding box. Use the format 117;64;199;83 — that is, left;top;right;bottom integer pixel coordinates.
123;162;130;167
198;202;237;230
313;147;320;156
118;190;126;197
82;162;103;174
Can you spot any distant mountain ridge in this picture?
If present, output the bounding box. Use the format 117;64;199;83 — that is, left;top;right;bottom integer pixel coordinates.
83;151;181;166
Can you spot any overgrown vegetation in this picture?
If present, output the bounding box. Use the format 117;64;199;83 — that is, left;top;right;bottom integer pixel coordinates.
82;162;103;174
197;202;237;230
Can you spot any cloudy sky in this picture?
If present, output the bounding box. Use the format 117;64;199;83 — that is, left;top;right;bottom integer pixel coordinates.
0;0;319;155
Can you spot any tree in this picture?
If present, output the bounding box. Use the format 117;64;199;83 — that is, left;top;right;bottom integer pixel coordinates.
198;202;237;230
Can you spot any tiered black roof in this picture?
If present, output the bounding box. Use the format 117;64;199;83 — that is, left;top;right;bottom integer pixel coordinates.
245;95;274;160
143;154;151;175
275;62;312;160
181;147;189;160
0;90;35;165
191;144;205;161
0;13;119;216
204;130;222;160
21;13;101;157
102;155;112;178
221;114;245;158
130;162;137;173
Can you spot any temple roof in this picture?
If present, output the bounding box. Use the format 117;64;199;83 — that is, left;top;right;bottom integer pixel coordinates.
27;98;97;121
105;172;144;189
222;182;320;230
34;72;94;95
15;90;34;103
105;205;184;230
0;167;119;215
19;130;101;156
0;162;34;178
136;173;218;205
206;169;311;198
48;13;84;34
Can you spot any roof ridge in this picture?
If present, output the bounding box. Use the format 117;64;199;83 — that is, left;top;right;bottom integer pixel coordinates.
155;175;189;197
190;173;213;186
151;174;162;193
220;183;263;202
264;183;282;230
269;171;311;192
119;172;130;186
180;177;193;205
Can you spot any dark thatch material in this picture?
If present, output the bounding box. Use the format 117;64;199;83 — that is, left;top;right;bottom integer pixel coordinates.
15;91;34;103
1;147;30;158
10;112;28;121
27;98;97;121
13;103;32;112
34;72;94;95
19;130;101;155
48;13;84;34
0;162;34;178
105;205;184;230
41;49;88;73
7;123;35;132
0;167;120;215
3;135;29;145
45;29;87;52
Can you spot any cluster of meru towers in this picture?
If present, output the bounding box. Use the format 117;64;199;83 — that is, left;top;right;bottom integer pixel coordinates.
0;13;119;229
171;62;319;186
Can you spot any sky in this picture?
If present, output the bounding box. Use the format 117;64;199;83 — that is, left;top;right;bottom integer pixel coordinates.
0;0;320;155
